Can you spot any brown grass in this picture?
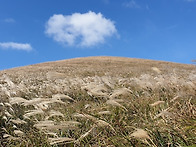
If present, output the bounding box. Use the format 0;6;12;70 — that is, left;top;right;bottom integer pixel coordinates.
0;56;195;146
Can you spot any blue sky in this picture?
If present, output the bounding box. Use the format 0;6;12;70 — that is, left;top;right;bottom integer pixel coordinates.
0;0;196;70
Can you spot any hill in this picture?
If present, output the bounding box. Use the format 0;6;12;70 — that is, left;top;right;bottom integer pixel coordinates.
0;56;195;146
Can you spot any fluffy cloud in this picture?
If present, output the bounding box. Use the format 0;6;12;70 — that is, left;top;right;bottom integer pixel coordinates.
45;11;117;47
0;42;32;51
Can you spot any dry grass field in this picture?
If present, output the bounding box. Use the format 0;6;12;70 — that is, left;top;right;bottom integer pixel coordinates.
0;56;195;146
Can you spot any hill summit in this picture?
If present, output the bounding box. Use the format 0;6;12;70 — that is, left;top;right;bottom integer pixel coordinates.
0;56;195;146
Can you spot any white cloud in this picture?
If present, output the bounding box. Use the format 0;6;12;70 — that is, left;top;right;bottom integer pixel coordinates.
4;18;15;23
0;42;32;51
146;4;150;10
123;0;140;8
185;0;195;2
45;11;117;47
103;0;110;4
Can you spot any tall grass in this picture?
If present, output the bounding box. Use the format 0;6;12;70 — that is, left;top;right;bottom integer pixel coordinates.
0;56;195;146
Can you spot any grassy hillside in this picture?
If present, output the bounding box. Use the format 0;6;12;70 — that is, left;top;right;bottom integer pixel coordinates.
0;56;195;146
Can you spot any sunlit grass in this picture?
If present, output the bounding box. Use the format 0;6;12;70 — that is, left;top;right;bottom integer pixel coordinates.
0;56;195;146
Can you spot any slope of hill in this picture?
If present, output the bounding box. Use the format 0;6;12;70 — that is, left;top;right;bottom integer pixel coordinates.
0;56;195;146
